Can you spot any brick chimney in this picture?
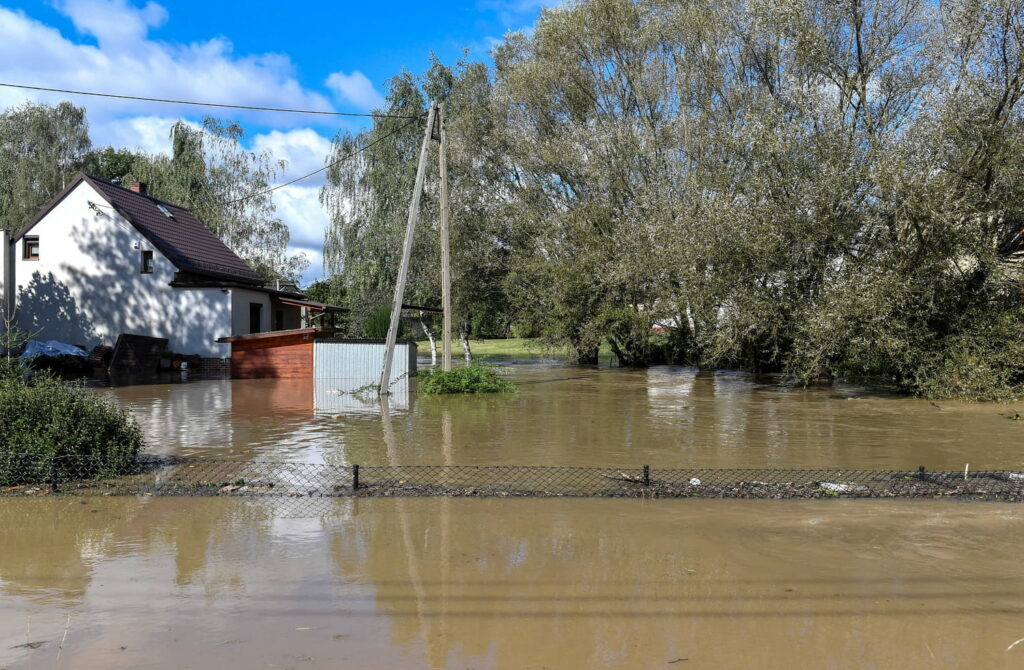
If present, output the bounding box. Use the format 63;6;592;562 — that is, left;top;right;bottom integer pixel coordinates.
128;181;147;194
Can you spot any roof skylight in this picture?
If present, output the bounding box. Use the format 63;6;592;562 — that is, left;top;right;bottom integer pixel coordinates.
157;204;174;219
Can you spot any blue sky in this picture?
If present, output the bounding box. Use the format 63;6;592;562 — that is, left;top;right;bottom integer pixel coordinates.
0;0;558;283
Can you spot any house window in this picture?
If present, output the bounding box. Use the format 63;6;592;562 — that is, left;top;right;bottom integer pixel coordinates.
249;303;263;334
141;250;154;274
275;309;284;331
23;236;39;260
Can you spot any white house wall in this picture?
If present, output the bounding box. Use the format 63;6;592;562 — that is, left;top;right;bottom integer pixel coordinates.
12;181;233;357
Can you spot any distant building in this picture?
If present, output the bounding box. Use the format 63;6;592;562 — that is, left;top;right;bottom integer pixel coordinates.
0;173;331;360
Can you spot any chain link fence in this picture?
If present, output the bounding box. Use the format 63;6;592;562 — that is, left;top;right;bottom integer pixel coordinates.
2;453;1024;502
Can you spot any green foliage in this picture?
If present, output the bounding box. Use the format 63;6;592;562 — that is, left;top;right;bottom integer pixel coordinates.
322;58;514;350
84;146;142;185
0;375;144;485
0;101;91;234
418;363;517;394
364;306;393;339
911;306;1024;402
326;0;1024;398
0;324;143;485
304;275;347;307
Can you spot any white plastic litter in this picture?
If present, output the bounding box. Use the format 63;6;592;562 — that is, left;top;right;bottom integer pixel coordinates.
688;477;701;486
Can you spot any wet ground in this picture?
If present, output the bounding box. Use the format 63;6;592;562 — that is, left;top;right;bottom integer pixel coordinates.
103;362;1024;470
2;498;1023;669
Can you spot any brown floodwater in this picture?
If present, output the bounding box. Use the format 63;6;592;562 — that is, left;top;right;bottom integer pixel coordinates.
1;497;1023;669
103;362;1024;470
5;362;1012;668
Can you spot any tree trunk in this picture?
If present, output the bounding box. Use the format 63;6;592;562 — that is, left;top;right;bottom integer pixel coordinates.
460;330;473;362
419;313;437;365
574;344;599;365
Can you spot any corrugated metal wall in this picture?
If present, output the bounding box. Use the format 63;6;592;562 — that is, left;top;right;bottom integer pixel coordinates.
312;341;416;382
312;341;416;412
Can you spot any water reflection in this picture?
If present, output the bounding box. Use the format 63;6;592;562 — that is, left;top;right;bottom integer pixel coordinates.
314;378;410;414
102;363;1024;469
1;498;1022;669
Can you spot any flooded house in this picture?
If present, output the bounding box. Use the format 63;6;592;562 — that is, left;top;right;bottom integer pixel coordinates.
0;173;334;368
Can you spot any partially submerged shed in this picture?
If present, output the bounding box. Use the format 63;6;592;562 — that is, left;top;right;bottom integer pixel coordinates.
217;329;417;381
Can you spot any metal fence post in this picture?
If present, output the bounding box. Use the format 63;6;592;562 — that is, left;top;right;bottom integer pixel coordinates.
49;454;59;493
643;464;650;486
352;464;360;491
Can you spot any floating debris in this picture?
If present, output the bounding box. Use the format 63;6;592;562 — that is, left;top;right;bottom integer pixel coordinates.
819;482;868;493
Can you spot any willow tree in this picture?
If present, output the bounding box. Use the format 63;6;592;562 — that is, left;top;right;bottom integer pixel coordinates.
0;102;91;234
785;0;1024;397
321;74;432;334
319;0;1024;397
321;61;516;343
493;0;688;364
130;119;309;281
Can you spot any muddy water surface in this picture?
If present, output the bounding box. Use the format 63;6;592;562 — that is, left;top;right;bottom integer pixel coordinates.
105;363;1023;469
12;363;1012;668
1;498;1022;669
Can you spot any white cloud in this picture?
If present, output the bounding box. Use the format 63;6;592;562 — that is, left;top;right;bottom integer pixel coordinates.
0;1;511;293
274;184;329;256
0;4;335;128
275;185;335;282
93;115;200;153
293;247;324;286
325;70;385;110
58;0;168;50
0;3;344;287
252;128;333;184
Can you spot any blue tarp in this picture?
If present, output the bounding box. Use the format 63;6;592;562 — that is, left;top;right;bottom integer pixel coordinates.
19;340;89;360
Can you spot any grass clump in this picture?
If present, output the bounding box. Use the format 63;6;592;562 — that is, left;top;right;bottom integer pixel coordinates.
418;363;517;395
0;373;145;486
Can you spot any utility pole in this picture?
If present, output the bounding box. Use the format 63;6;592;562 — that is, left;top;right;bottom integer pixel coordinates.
439;102;453;372
379;102;437;394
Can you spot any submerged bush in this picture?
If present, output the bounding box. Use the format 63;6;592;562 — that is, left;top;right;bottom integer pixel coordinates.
0;375;144;485
418;363;517;395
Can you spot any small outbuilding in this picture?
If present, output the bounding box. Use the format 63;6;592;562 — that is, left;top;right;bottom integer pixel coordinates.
217;330;417;381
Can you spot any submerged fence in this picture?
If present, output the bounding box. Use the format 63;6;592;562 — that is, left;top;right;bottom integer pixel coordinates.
2;453;1024;502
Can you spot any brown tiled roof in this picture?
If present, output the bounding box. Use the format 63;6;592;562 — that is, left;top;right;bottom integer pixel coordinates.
15;173;265;284
83;175;265;283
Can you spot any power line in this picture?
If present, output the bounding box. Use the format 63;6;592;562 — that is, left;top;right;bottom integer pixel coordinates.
220;114;424;206
0;82;419;119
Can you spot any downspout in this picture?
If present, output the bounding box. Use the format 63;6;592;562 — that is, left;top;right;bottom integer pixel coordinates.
0;230;11;325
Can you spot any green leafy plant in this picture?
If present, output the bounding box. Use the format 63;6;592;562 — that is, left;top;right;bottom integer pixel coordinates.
365;306;393;339
0;374;144;486
418;363;517;395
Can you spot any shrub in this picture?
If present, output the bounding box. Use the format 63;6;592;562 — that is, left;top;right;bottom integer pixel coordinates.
0;375;144;486
418;363;517;395
365;306;393;339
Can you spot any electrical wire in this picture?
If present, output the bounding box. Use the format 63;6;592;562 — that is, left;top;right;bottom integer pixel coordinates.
220;114;424;205
0;82;419;119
